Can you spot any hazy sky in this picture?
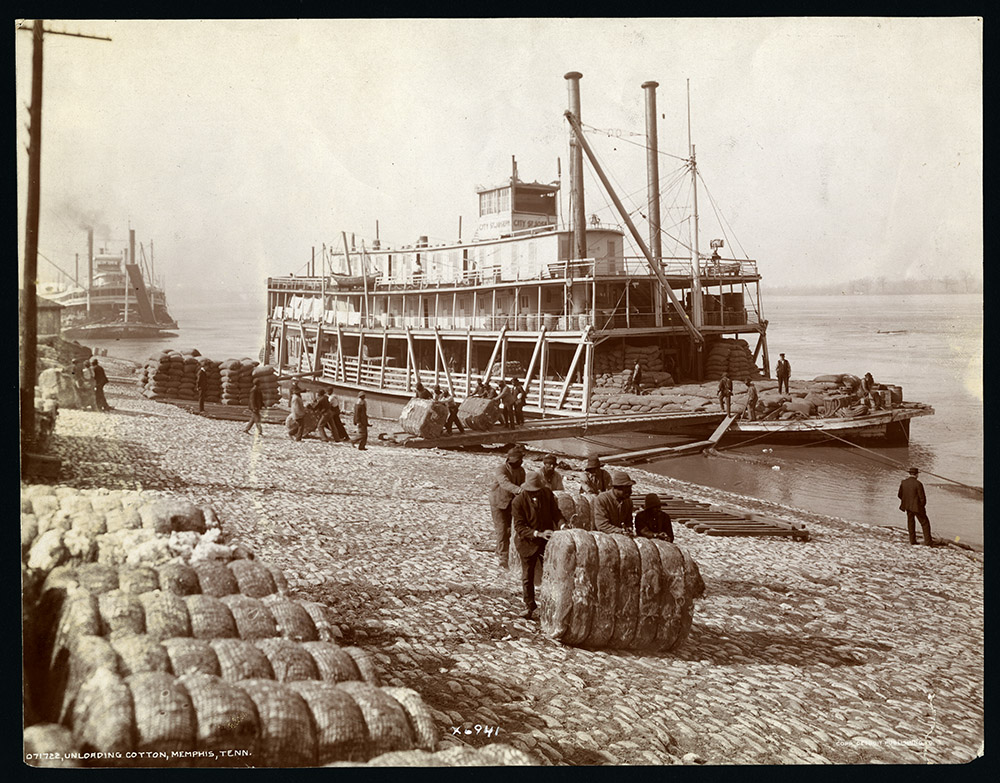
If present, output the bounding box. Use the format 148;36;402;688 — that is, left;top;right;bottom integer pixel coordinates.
16;18;982;302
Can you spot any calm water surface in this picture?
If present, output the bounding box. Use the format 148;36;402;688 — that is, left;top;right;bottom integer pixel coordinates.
90;293;983;547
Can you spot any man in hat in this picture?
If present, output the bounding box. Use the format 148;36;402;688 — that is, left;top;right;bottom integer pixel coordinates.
511;472;561;620
627;360;643;394
776;353;791;395
580;456;613;495
717;372;733;416
539;454;564;491
441;388;465;435
71;357;95;410
511;377;526;425
195;364;209;413
634;493;674;541
328;392;349;442
488;446;526;569
91;358;112;411
287;385;307;440
353;391;370;450
898;467;933;545
593;471;635;535
308;388;334;442
244;377;264;436
414;380;432;400
497;379;515;429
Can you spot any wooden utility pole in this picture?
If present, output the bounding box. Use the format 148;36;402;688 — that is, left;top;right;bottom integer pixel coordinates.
18;20;111;460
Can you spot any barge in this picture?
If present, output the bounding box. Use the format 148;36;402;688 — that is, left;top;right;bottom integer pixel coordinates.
263;72;932;445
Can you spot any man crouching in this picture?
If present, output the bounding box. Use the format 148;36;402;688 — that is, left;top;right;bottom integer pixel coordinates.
511;472;562;620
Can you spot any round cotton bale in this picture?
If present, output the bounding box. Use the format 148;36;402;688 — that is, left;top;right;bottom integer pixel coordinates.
263;599;319;642
75;563;121;594
573;495;594;531
228;559;278;598
139;591;192;640
609;534;641;649
179;673;260;763
51;634;119;725
538;531;576;641
104;507;142;533
184;594;239;639
193;561;240;597
210;639;275;681
239;679;317;766
380;686;439;752
109;634;171;677
632;537;664;649
221;595;278;639
291;600;341;643
336;682;414;758
254;638;320;682
139;499;207;535
286;681;370;764
156;562;200;596
564;530;598;644
98;590;146;636
554;492;577;527
71;667;135;757
266;564;290;595
301;642;363;684
163;638;222;677
23;724;81;767
585;533;620;648
342;646;380;686
127;671;196;759
117;566;161;595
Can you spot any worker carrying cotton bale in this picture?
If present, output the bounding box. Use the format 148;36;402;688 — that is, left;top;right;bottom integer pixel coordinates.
399;398;448;439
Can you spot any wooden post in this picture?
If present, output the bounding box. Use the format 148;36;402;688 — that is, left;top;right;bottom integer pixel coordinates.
556;334;588;409
341;232;352;276
434;327;454;395
523;328;546;390
404;327;419;391
278;321;287;372
538;335;548;413
312;323;323;373
465;329;473;396
336;323;346;382
379;329;388;389
433;330;440;387
482;325;507;384
356;330;364;384
582;342;594;414
297;322;310;373
500;330;508;380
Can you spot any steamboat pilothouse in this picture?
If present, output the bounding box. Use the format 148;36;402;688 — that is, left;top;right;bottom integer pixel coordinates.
264;73;770;422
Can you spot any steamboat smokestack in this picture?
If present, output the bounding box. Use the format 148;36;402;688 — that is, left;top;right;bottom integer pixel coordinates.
564;71;587;260
642;80;662;261
87;228;94;313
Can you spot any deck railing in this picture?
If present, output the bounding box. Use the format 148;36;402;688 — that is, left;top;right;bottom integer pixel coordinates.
317;354;584;412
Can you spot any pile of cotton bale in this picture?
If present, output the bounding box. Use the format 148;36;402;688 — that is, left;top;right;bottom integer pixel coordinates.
252;365;280;407
588;390;717;417
21;484;441;767
220;359;258;406
399;399;448;439
704;338;761;381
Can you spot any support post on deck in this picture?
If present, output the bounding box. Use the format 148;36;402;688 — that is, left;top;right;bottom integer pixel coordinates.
278;321;287;373
404;327;419;391
297;322;310;373
583;341;594;414
434;327;455;396
355;330;364;384
538;335;549;414
556;334;588;409
263;321;272;365
379;329;388;389
312;323;323;373
523;327;546;392
500;330;508;379
482;325;507;385
465;329;473;397
336;324;346;382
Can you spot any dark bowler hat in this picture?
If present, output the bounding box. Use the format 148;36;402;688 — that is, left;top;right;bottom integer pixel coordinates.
780;353;786;357
585;456;602;470
542;454;557;465
318;388;328;395
522;472;545;491
611;471;635;487
908;467;919;475
643;493;661;509
358;391;366;398
507;447;524;462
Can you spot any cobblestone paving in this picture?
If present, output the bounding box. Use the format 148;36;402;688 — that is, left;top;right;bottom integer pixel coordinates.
34;381;985;765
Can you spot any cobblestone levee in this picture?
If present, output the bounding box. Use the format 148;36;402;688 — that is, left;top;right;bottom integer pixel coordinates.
31;380;984;766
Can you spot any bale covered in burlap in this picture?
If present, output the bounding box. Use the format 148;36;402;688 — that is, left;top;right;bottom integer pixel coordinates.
539;529;701;651
398;398;449;439
457;396;500;431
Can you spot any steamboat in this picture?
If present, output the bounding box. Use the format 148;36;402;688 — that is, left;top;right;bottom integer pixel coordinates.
263;72;932;444
45;227;178;339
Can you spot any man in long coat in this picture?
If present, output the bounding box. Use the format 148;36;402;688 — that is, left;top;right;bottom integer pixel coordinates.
91;358;112;411
593;471;636;535
898;467;933;545
488;447;526;569
353;391;370;450
776;353;791;395
511;472;561;620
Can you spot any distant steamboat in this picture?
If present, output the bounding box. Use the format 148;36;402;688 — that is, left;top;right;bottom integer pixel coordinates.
263;72;932;444
45;227;177;340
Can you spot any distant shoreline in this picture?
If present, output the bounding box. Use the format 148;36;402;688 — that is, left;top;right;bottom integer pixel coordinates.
767;289;982;297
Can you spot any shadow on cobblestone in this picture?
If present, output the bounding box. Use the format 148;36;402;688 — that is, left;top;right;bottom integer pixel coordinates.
47;434;187;490
676;622;892;666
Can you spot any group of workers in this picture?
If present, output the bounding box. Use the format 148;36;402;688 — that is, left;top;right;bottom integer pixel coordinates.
70;356;112;412
471;377;527;429
280;384;370;450
412;381;465;435
489;450;674;620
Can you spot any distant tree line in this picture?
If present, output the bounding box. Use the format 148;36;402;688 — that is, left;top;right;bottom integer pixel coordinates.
769;273;982;296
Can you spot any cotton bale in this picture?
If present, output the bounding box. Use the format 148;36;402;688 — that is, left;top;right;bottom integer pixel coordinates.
127;671;197;760
139;499;207;534
179;673;260;763
287;681;370;764
457;396;500;431
398;398;449;439
302;642;364;684
336;682;415;758
254;638;321;682
239;679;317;766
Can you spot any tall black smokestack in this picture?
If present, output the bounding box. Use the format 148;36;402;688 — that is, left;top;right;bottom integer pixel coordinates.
642;81;662;261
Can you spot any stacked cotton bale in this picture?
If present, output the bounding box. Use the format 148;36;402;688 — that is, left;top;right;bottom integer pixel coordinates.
623;343;664;373
457;397;500;431
704;338;761;382
253;365;280;407
588;391;716;417
21;485;441;766
220;358;258;406
539;529;703;651
141;350;184;399
399;399;448;439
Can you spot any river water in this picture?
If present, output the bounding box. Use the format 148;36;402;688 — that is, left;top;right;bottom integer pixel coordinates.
88;293;984;548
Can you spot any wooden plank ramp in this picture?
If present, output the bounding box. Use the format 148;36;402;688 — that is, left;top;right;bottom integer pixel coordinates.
152;398;291;425
655;493;809;541
603;414;737;465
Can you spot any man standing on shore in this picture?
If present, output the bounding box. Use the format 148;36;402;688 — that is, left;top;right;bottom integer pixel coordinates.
195;365;208;413
511;472;560;620
898;467;933;545
244;378;263;436
488;447;526;570
776;353;791;395
309;389;333;442
91;358;112;411
743;377;759;421
511;378;526;425
717;373;733;416
441;389;465;435
328;393;349;442
353;391;370;450
288;386;307;440
593;471;635;535
580;456;613;495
